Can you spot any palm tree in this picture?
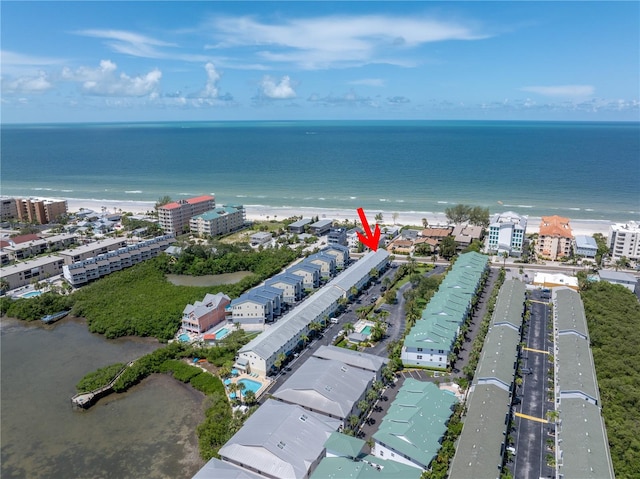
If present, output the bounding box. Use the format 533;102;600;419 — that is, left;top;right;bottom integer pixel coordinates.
502;251;509;268
309;321;322;338
236;381;246;400
422;217;429;229
343;323;355;335
218;365;232;379
366;388;378;404
0;278;9;293
374;212;383;224
357;399;369;416
348;414;360;431
300;333;309;347
274;352;286;371
243;390;256;405
227;382;239;399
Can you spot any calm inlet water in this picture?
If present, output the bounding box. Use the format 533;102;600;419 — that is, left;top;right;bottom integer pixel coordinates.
0;318;205;479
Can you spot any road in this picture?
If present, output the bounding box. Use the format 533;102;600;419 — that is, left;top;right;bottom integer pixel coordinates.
512;289;555;479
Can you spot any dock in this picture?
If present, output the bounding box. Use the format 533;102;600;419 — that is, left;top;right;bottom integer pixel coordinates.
71;361;134;410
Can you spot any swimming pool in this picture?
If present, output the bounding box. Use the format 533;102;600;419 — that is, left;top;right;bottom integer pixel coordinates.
215;327;230;339
22;291;42;298
237;378;262;394
361;326;372;336
178;333;190;342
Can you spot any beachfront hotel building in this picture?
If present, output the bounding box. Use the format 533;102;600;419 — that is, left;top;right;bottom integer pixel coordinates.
62;234;175;286
486;211;527;257
608;220;640;261
157;195;215;235
1;198;19;221
237;250;389;376
537;215;573;260
15;198;68;225
189;205;245;237
372;379;458;471
181;292;230;334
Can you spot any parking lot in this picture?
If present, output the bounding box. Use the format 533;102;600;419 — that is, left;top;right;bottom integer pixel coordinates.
511;288;555;479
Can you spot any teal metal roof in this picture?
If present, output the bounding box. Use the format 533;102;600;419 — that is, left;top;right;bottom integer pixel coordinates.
373;379;458;469
323;432;365;459
310;455;422;479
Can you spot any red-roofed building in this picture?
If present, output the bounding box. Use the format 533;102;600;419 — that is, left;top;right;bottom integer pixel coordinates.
157;195;215;234
537;215;573;260
9;234;41;244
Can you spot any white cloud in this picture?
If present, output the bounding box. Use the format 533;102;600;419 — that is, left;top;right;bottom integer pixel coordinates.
74;29;210;63
62;60;161;97
75;29;175;59
349;78;386;87
202;62;220;98
2;71;53;93
520;85;595;97
307;89;378;108
205;14;489;69
259;75;296;99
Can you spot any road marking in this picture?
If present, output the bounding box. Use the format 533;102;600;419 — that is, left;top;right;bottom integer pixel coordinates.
523;347;549;354
515;412;548;424
529;299;550;304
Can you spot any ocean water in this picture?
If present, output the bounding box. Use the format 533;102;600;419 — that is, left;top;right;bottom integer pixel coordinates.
1;120;638;221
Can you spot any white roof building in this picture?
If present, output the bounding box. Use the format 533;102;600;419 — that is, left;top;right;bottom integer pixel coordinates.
218;400;341;479
272;356;375;424
608;221;640;260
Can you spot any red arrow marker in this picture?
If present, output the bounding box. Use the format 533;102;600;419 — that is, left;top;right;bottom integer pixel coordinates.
356;207;381;252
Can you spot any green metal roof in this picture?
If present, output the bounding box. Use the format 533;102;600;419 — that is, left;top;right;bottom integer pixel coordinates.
323;432;365;459
449;384;510;479
373;379;458;469
310;455;422;479
557;399;615;479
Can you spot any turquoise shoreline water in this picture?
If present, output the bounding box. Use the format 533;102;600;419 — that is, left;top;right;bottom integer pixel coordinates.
1;120;638;222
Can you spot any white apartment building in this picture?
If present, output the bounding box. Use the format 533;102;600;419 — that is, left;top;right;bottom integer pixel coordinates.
189;204;245;237
62;234;175;286
608;221;640;261
486;211;527;257
158;195;215;235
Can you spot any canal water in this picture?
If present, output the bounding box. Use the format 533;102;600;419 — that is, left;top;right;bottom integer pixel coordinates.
0;317;206;479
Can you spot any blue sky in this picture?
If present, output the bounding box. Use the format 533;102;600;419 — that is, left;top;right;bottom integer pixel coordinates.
1;1;639;123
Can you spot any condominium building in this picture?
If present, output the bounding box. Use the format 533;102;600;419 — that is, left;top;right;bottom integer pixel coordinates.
16;198;68;224
486;211;527;257
189;204;245;237
537;215;573;260
373;379;458;470
1;198;18;220
608;221;640;260
62;235;175;286
158;195;215;234
181;292;231;334
0;255;66;290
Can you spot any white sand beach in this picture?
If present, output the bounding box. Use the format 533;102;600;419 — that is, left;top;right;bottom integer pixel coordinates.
64;198;614;237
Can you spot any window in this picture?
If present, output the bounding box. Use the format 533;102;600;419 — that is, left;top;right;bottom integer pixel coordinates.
417;348;423;352
417;355;423;360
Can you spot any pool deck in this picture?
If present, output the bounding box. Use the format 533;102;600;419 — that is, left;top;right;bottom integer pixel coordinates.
224;371;271;401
